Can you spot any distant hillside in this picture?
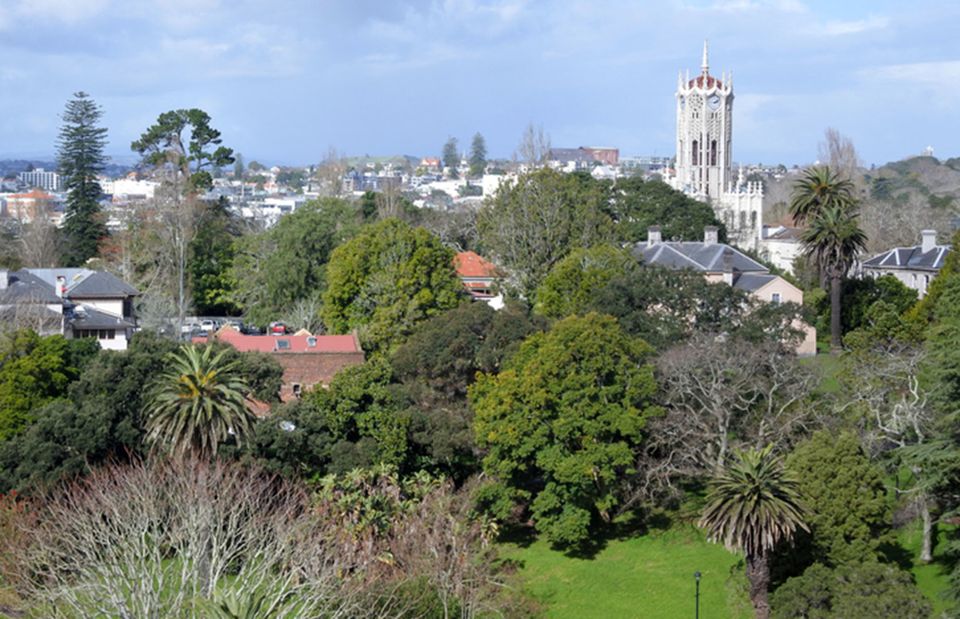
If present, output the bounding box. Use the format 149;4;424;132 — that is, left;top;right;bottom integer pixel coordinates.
0;159;133;180
764;156;960;252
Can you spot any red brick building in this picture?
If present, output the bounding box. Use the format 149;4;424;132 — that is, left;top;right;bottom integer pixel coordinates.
204;327;365;401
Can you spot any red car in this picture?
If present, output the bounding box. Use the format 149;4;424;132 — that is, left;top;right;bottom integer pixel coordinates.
269;322;288;335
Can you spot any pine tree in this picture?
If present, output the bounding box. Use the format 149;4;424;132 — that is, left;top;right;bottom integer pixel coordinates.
469;132;487;177
57;92;109;266
442;137;459;178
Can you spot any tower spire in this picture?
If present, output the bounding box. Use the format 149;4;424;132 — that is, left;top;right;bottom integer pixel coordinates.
701;39;709;75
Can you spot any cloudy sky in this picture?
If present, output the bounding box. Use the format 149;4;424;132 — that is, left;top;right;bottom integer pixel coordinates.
0;0;956;166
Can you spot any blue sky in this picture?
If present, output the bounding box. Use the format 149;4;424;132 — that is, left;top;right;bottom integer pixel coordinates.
0;0;957;166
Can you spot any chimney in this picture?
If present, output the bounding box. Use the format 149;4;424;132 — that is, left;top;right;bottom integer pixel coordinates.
722;248;735;286
647;225;662;247
704;225;719;245
921;229;937;254
0;269;7;290
56;275;66;298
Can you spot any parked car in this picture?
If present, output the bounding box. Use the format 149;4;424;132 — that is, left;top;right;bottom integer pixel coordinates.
269;321;287;335
199;319;217;333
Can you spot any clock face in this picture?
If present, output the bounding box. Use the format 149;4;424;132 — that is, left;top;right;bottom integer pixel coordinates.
707;95;721;110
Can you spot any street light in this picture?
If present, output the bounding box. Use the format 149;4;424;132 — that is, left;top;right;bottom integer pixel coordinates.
694;571;702;619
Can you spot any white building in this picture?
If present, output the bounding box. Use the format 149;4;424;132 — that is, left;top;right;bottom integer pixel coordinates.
861;230;952;298
666;42;762;251
18;168;62;192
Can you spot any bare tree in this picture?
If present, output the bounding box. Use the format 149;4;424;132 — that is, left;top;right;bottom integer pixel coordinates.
17;212;60;269
152;174;198;334
818;127;861;182
316;146;348;197
837;342;939;561
630;336;818;506
516;122;551;169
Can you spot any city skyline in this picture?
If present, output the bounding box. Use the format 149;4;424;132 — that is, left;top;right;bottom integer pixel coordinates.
0;0;956;166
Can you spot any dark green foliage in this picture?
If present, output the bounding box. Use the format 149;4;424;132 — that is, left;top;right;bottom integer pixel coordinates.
610;177;725;244
470;313;659;546
392;302;544;479
811;275;917;341
442;137;459;177
230;198;362;326
57;92;109;266
322;218;464;355
787;431;894;566
534;244;637;318
477;169;615;298
770;561;931;619
0;332;177;492
131;108;234;191
0;331;98;440
469;132;487;178
189;197;242;315
588;266;805;351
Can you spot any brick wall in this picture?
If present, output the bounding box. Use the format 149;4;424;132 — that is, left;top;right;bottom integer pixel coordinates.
274;351;366;400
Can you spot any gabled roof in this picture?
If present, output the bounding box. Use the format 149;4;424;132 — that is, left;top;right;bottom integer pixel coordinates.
635;242;768;274
24;268;139;298
732;273;778;293
454;251;499;279
0;270;62;304
862;244;952;272
202;327;363;354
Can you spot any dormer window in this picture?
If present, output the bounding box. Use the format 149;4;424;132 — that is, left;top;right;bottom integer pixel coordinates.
276;339;290;350
307;337;317;347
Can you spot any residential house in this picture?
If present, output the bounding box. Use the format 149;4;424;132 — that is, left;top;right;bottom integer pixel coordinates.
2;189;55;223
861;230;952;298
454;251;504;310
635;225;817;355
0;268;139;350
760;225;804;275
200;327;365;402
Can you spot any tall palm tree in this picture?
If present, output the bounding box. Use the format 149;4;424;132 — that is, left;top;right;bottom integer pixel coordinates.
700;446;808;619
145;344;255;458
787;166;856;226
801;205;867;351
789;166;867;352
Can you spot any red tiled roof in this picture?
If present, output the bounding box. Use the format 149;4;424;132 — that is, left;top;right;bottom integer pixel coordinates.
454;251;499;278
197;327;362;354
8;189;53;200
688;74;722;89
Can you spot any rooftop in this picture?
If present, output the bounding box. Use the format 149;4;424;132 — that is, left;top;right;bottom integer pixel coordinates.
201;327;363;354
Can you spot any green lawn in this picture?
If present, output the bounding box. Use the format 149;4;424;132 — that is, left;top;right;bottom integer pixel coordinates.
500;525;751;619
899;520;953;616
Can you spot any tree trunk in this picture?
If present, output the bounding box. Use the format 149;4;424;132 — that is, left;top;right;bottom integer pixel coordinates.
746;553;771;619
830;274;842;353
920;496;934;563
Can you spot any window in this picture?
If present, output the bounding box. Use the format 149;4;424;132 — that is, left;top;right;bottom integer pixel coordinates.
292;383;302;398
692;140;699;165
276;339;290;350
307;337;317;347
772;293;782;304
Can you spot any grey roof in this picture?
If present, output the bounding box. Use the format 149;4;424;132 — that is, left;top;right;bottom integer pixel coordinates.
548;148;595;163
67;305;136;330
862;244;952;273
634;242;769;274
733;273;777;292
0;270;62;304
22;268;139;298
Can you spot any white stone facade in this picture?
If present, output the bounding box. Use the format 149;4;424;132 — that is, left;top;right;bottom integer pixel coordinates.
666;42;762;251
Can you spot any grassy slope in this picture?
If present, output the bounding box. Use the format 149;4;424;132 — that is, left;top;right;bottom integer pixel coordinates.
900;520;953;616
500;526;751;619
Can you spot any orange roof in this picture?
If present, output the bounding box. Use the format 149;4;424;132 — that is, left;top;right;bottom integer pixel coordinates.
8;189;53;200
195;327;363;354
454;251;499;279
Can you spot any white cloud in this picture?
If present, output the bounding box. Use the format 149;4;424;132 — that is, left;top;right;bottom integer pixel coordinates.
821;15;889;36
864;60;960;85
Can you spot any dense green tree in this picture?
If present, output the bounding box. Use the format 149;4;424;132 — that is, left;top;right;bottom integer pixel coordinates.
0;331;98;440
808;275;917;345
470;313;659;546
189;197;241;315
770;561;930;619
229;198;363;326
233;152;245;179
442;137;459;177
477;169;614;298
57;92;109;266
131;108;235;192
699;446;808;619
145;345;255;458
786;431;893;566
610;177;725;244
322;218;464;355
392;302;544;479
789;167;867;351
534;244;637;318
468;132;487;177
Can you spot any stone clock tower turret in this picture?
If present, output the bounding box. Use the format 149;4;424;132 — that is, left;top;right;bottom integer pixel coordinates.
674;40;733;200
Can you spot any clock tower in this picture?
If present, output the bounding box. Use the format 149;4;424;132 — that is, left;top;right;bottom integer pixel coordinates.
674;40;733;200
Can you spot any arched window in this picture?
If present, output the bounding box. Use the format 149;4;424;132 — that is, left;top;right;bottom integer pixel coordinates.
740;211;746;228
692;140;699;165
750;211;757;228
710;140;718;166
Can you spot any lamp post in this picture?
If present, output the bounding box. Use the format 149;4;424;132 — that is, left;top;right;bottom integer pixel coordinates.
694;571;701;619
